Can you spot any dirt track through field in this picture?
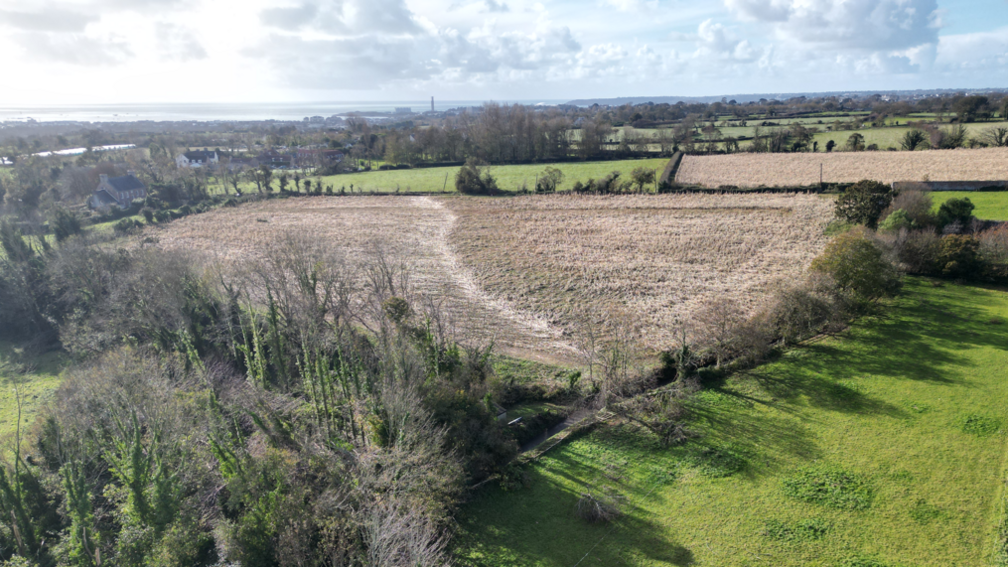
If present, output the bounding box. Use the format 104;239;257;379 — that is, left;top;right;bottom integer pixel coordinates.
155;196;576;363
156;193;833;361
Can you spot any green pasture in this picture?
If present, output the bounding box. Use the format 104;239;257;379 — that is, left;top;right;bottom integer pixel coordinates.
0;342;64;440
932;192;1008;222
618;119;1008;152
87;214;144;234
226;158;671;195
455;278;1008;566
810;122;1008;151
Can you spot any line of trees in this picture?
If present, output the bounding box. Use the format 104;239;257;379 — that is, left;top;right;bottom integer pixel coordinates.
383;103;618;165
0;226;531;566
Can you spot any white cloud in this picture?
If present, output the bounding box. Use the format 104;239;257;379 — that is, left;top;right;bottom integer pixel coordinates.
693;19;759;62
0;0;999;105
936;26;1008;71
155;23;207;61
259;3;319;30
725;0;941;50
600;0;658;12
0;8;97;32
12;31;133;65
483;0;510;12
244;0;588;89
711;0;945;78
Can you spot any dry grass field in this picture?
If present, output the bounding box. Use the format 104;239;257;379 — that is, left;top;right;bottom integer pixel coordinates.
444;193;833;353
154;193;833;360
676;147;1008;188
154;196;568;362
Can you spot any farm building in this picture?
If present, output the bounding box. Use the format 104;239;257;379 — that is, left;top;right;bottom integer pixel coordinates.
88;172;146;211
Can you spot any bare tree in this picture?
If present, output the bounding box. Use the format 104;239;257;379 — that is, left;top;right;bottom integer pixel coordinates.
571;309;603;388
980;126;1008;147
696;297;745;367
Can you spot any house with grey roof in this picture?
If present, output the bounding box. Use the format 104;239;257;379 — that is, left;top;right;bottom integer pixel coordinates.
88;172;147;211
176;150;219;168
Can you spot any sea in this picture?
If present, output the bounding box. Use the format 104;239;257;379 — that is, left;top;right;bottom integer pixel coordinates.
0;100;569;123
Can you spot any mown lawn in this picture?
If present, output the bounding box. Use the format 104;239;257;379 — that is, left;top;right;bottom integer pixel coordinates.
933;191;1008;222
0;342;65;440
455;278;1008;566
223;158;671;195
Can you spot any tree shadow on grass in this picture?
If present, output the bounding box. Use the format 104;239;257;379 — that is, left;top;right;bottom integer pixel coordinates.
743;366;907;418
683;401;822;476
794;284;1008;385
718;282;1008;418
456;463;696;567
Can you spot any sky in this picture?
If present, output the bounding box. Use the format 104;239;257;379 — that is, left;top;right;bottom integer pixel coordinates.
0;0;1005;105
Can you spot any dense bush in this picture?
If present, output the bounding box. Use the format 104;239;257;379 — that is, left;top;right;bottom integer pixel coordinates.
936;197;975;230
900;128;929;151
572;171;628;194
50;207;81;242
878;209;913;233
810;230;901;304
535;166;564;193
834;180;893;229
113;218;143;234
938;234;982;278
454;159;499;195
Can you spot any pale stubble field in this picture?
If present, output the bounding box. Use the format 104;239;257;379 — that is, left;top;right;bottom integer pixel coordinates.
676;147;1008;187
155;193;834;360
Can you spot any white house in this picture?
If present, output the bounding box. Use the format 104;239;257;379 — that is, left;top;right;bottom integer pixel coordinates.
176;150;219;168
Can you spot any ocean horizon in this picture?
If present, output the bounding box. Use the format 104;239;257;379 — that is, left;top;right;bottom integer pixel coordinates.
0;100;571;123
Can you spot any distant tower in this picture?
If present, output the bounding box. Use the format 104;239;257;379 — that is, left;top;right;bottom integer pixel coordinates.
431;97;435;112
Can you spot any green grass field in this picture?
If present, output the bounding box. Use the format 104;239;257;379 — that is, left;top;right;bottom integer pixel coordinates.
227;158;672;195
933;192;1008;222
87;214;145;234
618;120;1008;152
811;122;1008;152
0;342;64;440
455;278;1008;566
